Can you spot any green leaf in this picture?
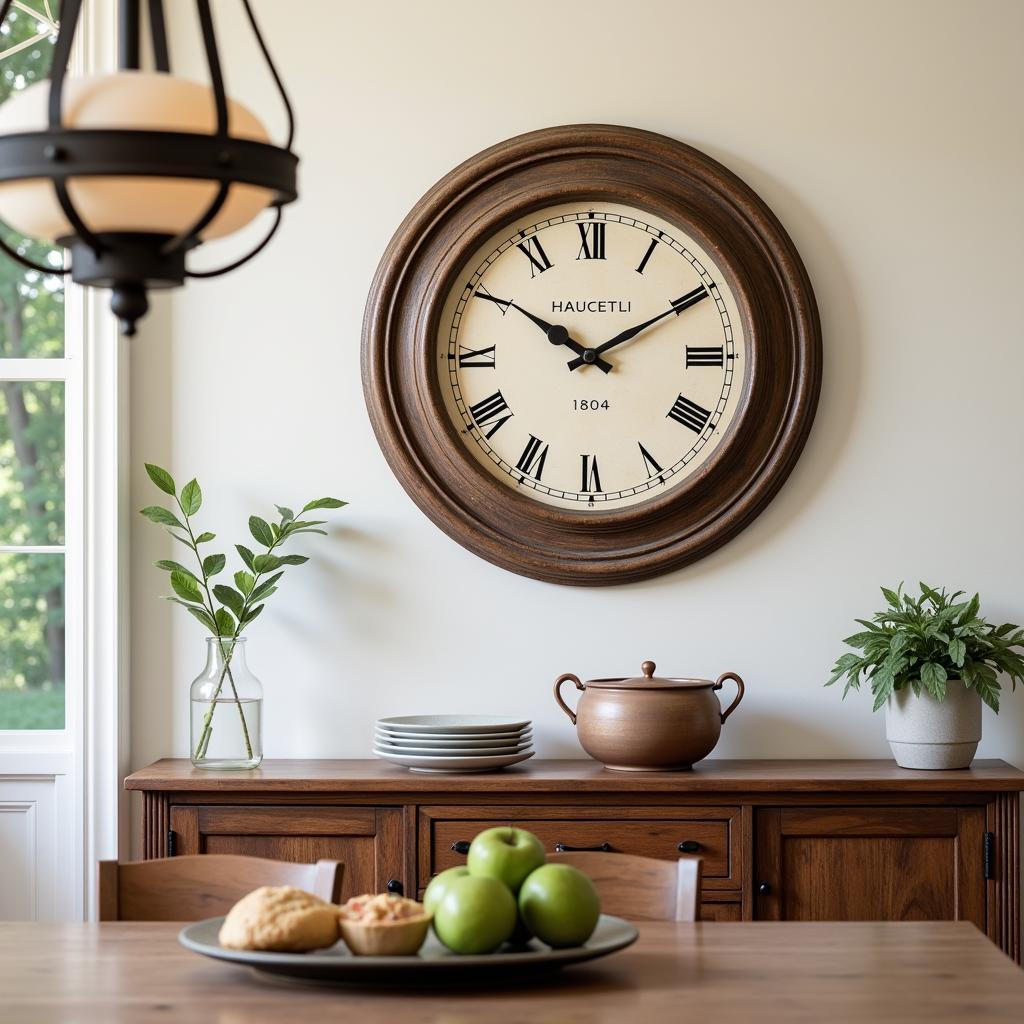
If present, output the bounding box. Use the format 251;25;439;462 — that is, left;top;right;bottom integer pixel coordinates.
154;559;192;576
277;554;309;566
145;463;176;496
194;532;216;544
180;478;202;516
234;570;255;596
236;545;256;571
872;673;894;712
842;631;883;649
249;515;274;547
250;571;284;603
826;652;862;687
212;584;245;619
276;505;295;523
288;528;328;537
202;553;226;578
214;608;235;637
179;603;217;633
880;585;902;609
301;497;347;513
948;637;966;667
170;570;204;603
140;505;185;530
241;603;264;626
920;661;948;699
252;553;282;574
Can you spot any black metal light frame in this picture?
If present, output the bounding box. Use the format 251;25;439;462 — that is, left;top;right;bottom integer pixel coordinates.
0;0;298;334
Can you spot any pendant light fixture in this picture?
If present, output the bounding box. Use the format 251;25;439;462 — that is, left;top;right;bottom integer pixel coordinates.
0;0;298;334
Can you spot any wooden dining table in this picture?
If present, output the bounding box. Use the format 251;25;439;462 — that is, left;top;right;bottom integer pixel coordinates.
3;920;1022;1022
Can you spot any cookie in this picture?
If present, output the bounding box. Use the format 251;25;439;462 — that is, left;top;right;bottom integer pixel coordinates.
218;885;340;952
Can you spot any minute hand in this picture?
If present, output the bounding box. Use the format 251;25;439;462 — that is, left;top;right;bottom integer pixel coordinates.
566;285;709;371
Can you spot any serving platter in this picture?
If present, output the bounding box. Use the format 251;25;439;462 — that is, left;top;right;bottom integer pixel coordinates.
179;913;637;984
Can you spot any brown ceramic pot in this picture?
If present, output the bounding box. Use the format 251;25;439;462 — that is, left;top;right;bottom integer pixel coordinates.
554;661;745;771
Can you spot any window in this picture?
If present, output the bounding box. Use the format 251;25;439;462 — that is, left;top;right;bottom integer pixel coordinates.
0;2;68;730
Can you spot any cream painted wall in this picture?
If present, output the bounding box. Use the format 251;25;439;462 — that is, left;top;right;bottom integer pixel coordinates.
129;1;1024;795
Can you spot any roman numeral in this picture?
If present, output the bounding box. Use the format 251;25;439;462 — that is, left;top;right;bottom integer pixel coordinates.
580;454;602;493
576;222;606;260
515;435;549;480
474;283;512;315
636;238;658;275
686;346;724;368
670;285;710;315
458;344;496;368
516;236;553;278
667;394;712;433
638;442;664;478
468;391;513;438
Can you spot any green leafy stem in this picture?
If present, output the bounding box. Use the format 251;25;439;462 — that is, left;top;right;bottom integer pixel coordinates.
825;582;1024;713
140;463;345;761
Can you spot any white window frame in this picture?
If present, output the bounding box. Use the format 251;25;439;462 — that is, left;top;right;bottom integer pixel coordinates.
0;0;124;922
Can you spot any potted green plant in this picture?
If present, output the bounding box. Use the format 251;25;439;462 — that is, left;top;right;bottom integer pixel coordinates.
826;583;1024;769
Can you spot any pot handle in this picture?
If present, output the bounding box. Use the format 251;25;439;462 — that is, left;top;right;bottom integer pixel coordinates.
553;672;585;726
714;672;745;724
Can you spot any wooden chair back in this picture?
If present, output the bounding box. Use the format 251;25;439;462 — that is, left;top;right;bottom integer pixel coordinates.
549;851;703;922
97;854;344;922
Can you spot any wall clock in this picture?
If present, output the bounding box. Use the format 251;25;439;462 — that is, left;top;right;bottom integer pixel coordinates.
362;125;821;585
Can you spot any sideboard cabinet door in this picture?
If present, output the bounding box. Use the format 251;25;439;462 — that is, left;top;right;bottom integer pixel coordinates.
167;805;405;901
753;806;986;929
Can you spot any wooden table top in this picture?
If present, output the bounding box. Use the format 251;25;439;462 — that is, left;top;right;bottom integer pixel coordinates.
124;757;1024;793
4;921;1022;1022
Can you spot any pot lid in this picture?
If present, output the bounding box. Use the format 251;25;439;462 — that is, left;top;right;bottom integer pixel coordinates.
583;661;717;691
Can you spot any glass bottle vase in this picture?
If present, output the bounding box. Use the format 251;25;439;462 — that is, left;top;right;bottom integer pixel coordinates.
190;636;263;769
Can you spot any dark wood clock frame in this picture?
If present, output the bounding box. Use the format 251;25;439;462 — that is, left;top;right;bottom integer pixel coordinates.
362;124;822;585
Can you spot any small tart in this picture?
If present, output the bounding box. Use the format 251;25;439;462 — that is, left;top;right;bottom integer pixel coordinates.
337;893;432;956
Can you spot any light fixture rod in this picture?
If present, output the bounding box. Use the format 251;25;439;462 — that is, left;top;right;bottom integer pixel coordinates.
147;0;169;72
118;0;140;70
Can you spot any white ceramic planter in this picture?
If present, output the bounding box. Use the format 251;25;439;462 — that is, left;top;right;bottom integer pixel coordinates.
885;679;981;770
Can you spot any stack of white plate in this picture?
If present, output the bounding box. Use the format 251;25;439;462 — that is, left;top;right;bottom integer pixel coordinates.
374;716;533;773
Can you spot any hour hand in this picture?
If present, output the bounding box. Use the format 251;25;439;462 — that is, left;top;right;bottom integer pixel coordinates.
475;289;613;374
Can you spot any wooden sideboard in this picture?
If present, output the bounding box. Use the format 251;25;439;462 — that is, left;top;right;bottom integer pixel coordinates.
125;758;1023;960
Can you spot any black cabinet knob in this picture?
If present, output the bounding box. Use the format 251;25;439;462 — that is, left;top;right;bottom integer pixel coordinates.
678;840;702;853
451;840;471;855
758;881;772;895
386;879;404;896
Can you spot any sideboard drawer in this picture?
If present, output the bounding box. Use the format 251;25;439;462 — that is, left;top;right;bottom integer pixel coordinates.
419;805;741;891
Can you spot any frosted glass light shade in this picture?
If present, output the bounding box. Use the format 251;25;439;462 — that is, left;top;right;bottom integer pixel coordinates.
0;70;275;242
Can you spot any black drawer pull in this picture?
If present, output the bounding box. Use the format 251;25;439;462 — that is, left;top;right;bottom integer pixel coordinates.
554;842;611;853
678;840;702;854
758;881;772;895
386;879;404;896
451;840;471;855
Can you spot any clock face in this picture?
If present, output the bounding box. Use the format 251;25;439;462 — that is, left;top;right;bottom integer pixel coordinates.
436;203;747;511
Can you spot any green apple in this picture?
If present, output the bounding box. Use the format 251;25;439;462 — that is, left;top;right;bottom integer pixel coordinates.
466;826;546;892
432;874;517;954
423;865;470;916
518;863;601;948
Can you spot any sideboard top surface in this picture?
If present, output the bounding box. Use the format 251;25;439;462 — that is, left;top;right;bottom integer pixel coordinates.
124;758;1024;793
